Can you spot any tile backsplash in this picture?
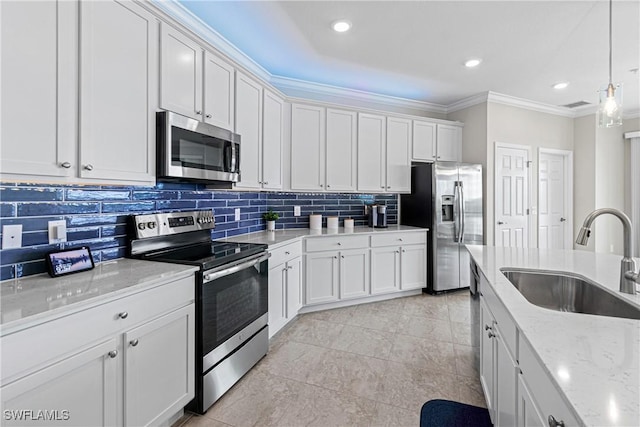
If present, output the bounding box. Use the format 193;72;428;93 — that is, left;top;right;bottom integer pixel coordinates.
0;182;397;280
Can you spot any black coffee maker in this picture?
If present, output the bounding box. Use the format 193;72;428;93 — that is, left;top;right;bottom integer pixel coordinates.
368;204;388;228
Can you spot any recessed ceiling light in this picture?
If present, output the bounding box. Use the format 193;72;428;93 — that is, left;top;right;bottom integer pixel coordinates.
464;59;482;68
332;20;352;33
553;82;569;90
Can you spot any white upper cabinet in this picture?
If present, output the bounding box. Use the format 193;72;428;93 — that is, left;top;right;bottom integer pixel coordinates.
291;104;326;191
203;51;235;131
1;0;76;178
357;113;387;192
326;108;357;192
160;24;203;121
386;116;412;192
412;119;462;162
436;124;462;162
412;120;437;161
80;0;157;183
235;72;263;189
261;89;284;190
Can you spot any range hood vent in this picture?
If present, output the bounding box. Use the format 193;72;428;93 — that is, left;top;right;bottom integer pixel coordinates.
562;100;591;109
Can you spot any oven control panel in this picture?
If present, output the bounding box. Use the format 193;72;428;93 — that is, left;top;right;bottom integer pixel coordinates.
131;210;215;239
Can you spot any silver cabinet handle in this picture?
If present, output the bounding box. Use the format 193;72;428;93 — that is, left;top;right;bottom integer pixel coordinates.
387;186;391;189
484;324;492;331
488;331;496;338
341;255;345;259
130;339;139;347
196;110;202;115
206;114;212;118
118;312;128;319
108;350;118;358
560;217;566;222
319;184;324;188
402;249;406;253
381;186;385;189
60;162;71;169
264;181;268;185
337;242;342;246
285;251;290;255
396;250;400;253
84;164;93;171
497;221;505;225
334;256;338;259
287;266;293;270
548;415;565;427
398;238;403;241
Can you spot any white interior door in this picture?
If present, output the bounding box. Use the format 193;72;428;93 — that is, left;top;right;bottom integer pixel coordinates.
538;149;572;249
495;143;530;247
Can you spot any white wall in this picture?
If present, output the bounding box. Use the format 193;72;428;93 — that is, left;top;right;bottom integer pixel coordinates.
573;115;597;251
486;102;574;246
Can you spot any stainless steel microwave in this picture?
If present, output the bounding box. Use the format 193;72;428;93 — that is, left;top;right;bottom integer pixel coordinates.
157;111;241;183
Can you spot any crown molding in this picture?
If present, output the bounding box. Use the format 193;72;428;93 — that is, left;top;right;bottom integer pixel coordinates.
150;0;271;82
270;75;448;115
485;91;576;118
623;108;640;120
445;93;490;113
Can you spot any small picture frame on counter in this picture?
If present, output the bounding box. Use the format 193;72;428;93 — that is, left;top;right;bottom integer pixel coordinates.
45;246;95;278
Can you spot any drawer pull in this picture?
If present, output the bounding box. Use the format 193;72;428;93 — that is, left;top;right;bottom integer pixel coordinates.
108;350;118;358
548;415;565;427
285;251;290;255
337;242;342;246
118;312;128;319
130;339;139;347
398;238;403;241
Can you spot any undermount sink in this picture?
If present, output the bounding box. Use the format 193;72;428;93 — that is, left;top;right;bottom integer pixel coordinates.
500;269;640;320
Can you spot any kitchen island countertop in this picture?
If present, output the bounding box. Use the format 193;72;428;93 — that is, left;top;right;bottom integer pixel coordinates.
467;245;640;427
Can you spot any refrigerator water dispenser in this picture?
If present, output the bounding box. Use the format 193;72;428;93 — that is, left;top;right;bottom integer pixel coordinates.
441;195;454;222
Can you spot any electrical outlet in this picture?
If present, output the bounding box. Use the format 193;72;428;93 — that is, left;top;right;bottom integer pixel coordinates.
294;206;301;217
2;224;23;249
235;208;241;222
48;220;67;244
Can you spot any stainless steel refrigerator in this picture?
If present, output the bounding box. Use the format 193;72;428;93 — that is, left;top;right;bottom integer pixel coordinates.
400;162;483;293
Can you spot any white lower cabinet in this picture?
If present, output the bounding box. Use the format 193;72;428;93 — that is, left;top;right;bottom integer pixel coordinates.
371;247;400;294
339;249;370;300
480;296;517;427
517;373;546;426
0;276;195;427
400;244;427;290
268;255;302;337
1;338;119;427
305;252;340;305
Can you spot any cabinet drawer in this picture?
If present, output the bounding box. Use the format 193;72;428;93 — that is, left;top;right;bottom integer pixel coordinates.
1;275;195;384
519;336;580;427
480;275;517;359
370;232;426;247
269;240;302;267
305;235;369;252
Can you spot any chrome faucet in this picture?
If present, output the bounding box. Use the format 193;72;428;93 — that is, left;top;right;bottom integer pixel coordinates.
575;208;637;294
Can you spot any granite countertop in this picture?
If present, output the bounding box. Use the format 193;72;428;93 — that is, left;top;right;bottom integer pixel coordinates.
467;245;640;427
224;225;428;248
0;259;198;336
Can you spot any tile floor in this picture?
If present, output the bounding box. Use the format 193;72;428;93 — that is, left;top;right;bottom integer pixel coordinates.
173;291;485;427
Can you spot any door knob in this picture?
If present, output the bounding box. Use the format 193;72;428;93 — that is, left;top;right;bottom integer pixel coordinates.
560;217;566;222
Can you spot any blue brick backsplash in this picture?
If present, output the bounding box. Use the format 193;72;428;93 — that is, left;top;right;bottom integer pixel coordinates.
0;182;397;280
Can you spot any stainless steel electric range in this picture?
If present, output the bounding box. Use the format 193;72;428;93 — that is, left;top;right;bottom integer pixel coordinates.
127;210;269;414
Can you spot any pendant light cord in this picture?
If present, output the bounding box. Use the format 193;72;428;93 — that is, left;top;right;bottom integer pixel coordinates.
609;0;613;85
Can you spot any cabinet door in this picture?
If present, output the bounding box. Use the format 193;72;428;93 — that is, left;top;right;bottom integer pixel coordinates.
357;113;386;192
1;338;118;427
203;51;235;131
517;374;546;427
291;104;325;191
1;0;76;178
479;298;496;423
400;244;426;290
268;264;286;338
326;108;357;191
235;72;263;189
370;247;400;294
123;304;195;427
80;0;157;183
412;120;436;161
339;249;370;300
262;90;284;190
386;117;412;192
305;252;338;305
160;24;202;120
496;331;517;427
436;124;461;162
286;257;303;318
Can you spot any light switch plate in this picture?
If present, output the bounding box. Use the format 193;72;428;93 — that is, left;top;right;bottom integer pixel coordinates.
2;225;23;249
234;208;241;222
294;206;301;217
48;220;67;244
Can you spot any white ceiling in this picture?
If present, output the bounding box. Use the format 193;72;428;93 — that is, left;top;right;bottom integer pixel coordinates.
179;0;640;115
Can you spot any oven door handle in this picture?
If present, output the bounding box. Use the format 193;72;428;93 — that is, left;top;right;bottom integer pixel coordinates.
203;252;271;283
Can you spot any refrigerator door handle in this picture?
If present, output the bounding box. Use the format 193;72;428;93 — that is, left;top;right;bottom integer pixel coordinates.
453;182;461;243
459;184;465;243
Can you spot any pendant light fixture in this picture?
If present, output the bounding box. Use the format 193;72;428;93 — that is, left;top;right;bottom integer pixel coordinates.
598;0;623;127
